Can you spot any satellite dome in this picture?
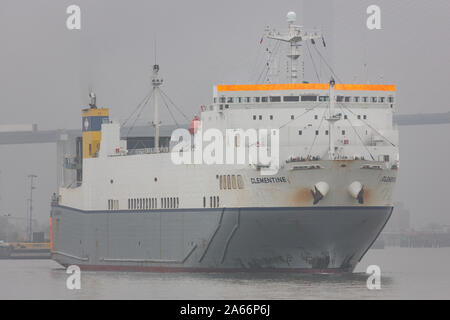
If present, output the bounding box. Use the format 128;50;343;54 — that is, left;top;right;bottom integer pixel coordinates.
286;11;296;23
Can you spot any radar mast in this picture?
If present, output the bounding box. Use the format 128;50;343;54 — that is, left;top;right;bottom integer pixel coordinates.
151;64;163;153
265;11;322;83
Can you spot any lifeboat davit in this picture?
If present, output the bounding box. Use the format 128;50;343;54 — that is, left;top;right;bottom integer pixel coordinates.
189;115;201;135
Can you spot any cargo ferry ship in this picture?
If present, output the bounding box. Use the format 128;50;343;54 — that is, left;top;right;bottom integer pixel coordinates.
50;12;398;272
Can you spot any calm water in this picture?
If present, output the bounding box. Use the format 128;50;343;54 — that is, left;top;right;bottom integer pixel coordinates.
1;247;450;299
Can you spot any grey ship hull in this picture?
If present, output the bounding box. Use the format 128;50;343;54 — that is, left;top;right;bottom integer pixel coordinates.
51;204;392;273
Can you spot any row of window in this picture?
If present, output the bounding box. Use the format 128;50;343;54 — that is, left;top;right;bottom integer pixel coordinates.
299;130;348;136
203;196;220;208
336;96;393;103
127;197;180;210
107;199;119;210
219;174;245;190
253;114;368;121
216;96;394;104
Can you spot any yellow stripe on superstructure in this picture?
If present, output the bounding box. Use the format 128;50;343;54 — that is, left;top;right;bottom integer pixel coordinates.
82;108;109;117
216;83;396;92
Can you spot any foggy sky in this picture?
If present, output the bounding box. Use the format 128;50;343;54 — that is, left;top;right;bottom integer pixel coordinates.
0;0;449;228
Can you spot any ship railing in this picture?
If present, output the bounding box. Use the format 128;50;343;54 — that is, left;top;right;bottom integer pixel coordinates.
286;155;370;163
286;156;321;163
127;147;170;155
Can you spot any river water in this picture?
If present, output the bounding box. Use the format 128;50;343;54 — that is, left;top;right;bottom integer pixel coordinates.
1;247;449;299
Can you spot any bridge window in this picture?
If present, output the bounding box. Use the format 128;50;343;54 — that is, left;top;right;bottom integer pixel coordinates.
270;96;281;102
319;96;329;102
284;96;299;102
227;97;234;103
371;97;378;103
336;96;344;102
353;97;360;103
261;97;268;102
244;97;251;103
253;97;260;103
301;95;317;102
362;97;368;102
379;97;385;103
344;97;351;102
388;97;394;103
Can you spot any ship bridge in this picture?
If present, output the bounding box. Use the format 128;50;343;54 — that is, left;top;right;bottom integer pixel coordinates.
213;83;395;108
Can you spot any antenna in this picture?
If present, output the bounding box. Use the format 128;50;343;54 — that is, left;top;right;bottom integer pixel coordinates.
264;11;323;83
27;174;37;242
154;36;157;65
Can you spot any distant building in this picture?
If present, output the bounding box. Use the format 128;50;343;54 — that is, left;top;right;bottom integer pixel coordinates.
384;202;410;233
